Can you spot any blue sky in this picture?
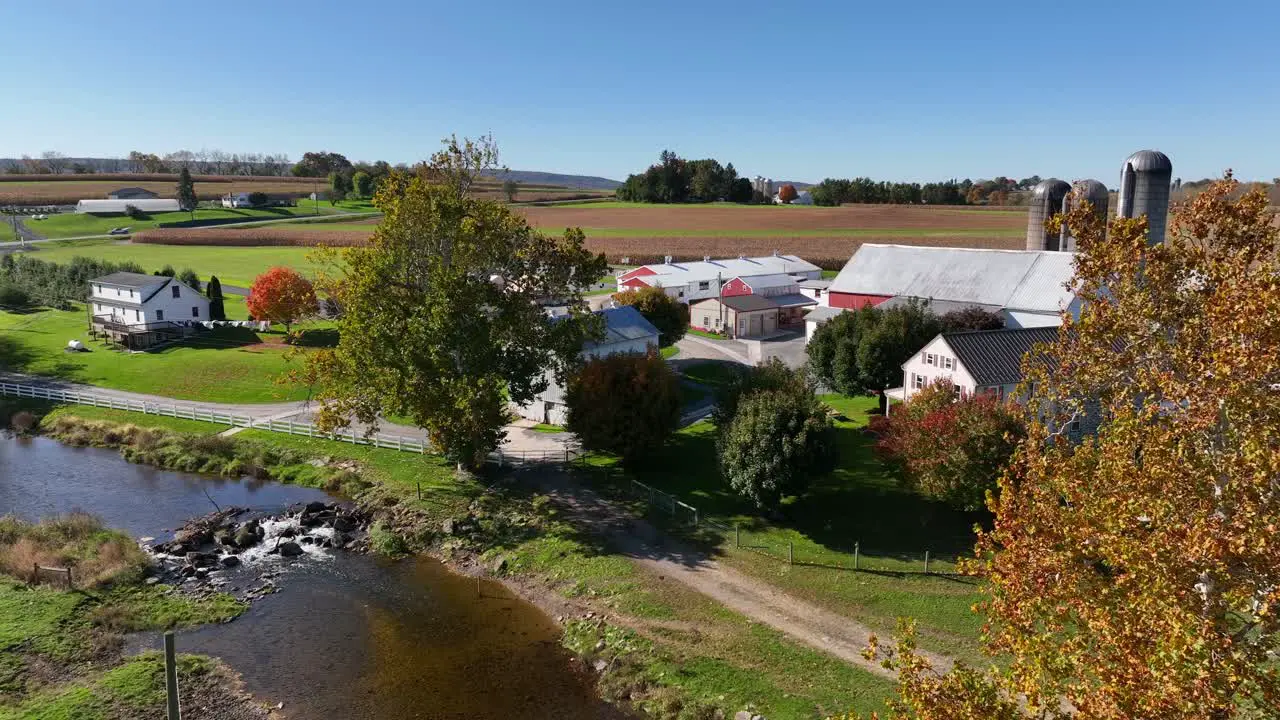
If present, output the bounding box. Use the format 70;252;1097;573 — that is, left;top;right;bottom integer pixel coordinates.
2;0;1277;184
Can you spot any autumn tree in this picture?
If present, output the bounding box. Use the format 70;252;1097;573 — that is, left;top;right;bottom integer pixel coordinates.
246;266;318;332
175;166;197;219
303;135;608;469
860;175;1280;719
777;184;798;204
610;285;688;346
565;351;682;461
875;379;1024;511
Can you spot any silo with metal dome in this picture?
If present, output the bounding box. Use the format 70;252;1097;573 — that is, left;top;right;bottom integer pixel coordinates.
1025;179;1072;251
1116;150;1173;245
1059;179;1110;252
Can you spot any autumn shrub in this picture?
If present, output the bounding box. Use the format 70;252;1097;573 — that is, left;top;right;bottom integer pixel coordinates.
565;351;682;462
876;380;1023;511
9;410;37;435
0;512;150;587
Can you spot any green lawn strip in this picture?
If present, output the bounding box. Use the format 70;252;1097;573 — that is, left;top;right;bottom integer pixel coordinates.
29;207;328;239
681;361;744;388
24;239;324;288
660;345;679;360
574;396;987;666
37;403;230;435
686;328;728;341
531;423;564;434
0;306;310;403
820;269;839;279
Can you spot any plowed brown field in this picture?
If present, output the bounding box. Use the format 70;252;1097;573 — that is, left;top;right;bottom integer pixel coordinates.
518;203;1026;232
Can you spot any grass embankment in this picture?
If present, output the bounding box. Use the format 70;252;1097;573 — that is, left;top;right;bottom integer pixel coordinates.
577;394;986;666
9;401;898;718
0;513;245;719
0;305;316;403
28;206;333;239
22;238;323;289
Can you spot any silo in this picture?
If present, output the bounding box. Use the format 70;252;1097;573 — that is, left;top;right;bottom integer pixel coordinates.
1059;179;1109;252
1025;179;1071;251
1116;150;1173;245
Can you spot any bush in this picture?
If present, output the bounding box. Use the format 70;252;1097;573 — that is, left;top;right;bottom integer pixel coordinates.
565;351;682;462
247;191;269;207
9;410;37;434
610;286;688;346
123;204;144;219
717;389;836;509
0;512;151;587
369;520;409;557
0;281;30;308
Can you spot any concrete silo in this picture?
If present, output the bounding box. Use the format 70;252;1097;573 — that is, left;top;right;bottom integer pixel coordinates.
1059;179;1110;252
1116;150;1173;245
1026;179;1071;251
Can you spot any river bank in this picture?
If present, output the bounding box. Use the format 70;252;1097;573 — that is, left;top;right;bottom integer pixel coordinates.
2;399;896;718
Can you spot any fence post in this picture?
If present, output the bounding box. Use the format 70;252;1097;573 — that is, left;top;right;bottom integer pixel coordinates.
66;566;73;590
735;524;740;548
924;551;930;574
854;542;860;570
32;562;38;584
788;542;794;566
164;631;181;720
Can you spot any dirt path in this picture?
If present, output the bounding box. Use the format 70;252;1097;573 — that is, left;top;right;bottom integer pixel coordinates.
523;467;954;681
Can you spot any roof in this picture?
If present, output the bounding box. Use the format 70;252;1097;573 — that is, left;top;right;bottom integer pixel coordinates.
589;305;659;349
629;254;821;287
76;199;180;214
798;279;832;290
770;293;817;308
940;326;1060;386
92;272;164;289
829;244;1077;314
804;306;845;324
877;296;1005;316
737;273;797;289
108;187;157;197
1123;150;1172;172
714;295;778;313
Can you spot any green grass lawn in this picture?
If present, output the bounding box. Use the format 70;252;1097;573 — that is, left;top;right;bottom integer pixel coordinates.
0;305;313;403
821;269;839;279
579;394;987;665
27;206;334;239
660;345;679;360
681;361;744;388
531;423;564;433
24;238;324;288
686;328;727;340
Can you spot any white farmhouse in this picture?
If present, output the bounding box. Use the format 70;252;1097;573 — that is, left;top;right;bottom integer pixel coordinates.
513;305;661;426
89;272;209;349
887;326;1059;408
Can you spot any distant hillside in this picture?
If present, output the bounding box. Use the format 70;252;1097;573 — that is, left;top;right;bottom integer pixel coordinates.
487;170;621;191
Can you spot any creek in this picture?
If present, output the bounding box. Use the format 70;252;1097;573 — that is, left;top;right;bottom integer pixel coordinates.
1;436;621;719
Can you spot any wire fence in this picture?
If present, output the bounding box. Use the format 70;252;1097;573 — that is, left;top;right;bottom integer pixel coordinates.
0;381;572;467
570;460;966;577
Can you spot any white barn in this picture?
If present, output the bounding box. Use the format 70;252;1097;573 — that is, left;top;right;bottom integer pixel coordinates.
89;272;209;349
514;305;661;426
617;253;821;304
75;199;181;214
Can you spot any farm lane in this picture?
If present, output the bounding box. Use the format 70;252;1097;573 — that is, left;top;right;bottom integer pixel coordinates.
524;466;957;682
676;335;751;364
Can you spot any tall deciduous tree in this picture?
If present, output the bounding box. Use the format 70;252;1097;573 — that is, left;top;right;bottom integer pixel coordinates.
205;275;226;321
175;166;197;219
808;302;942;411
861;175;1280;719
610;286;688;346
246;266;317;332
303;135;608;469
718;388;835;509
777;184;798;204
502;178;518;202
565;351;681;461
352;171;373;198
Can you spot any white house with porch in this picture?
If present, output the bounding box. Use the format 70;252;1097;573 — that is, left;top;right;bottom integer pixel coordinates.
89;272;208;349
887;326;1059;410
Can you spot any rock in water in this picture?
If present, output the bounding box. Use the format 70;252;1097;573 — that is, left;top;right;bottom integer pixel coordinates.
233;528;258;548
304;501;327;514
278;541;304;557
333;516;357;533
220;556;241;568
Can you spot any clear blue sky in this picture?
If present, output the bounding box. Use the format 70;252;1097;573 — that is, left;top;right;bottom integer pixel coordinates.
3;0;1277;184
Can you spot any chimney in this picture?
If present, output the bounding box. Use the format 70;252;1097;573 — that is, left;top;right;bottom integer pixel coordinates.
772;249;779;257
663;255;672;265
703;255;710;263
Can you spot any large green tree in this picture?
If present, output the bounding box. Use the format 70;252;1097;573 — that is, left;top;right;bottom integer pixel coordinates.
565;351;682;462
610;286;687;346
718;389;835;509
305;136;608;468
808;302;942;411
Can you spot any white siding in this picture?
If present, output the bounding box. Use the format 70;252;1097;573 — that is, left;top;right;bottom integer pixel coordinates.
91;278;208;325
144;280;209;322
900;336;977;402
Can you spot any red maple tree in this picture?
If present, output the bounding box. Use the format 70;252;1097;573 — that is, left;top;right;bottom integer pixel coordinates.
246;266;318;332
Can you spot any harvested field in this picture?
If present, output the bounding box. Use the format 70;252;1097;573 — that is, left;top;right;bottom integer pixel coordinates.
135;228;369;247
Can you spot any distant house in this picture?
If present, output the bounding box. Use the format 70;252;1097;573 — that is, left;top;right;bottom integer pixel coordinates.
617;253;821;304
75;199;181;214
89;272;209;349
107;187;159;200
513;305;661;426
689;294;781;339
888;326;1060;407
221;192;252;208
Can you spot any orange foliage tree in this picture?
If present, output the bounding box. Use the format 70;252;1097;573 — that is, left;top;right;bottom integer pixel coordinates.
777;184;798;204
246;266;318;332
853;175;1280;719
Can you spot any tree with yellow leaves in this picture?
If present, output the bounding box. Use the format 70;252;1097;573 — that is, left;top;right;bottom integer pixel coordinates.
852;174;1280;719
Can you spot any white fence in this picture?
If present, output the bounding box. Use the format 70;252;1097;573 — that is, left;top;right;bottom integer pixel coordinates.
0;381;570;466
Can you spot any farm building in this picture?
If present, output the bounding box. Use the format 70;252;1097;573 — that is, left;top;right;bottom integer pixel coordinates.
888;326;1060;407
825;244;1080;328
88;272;209;349
803;305;845;343
797;279;831;307
513;305;660;426
617;253;821;304
689;295;781;339
222;192;252;208
75;199;181;214
107;187;159;200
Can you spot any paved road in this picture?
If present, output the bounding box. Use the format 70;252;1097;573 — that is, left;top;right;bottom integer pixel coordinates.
675;335;751;364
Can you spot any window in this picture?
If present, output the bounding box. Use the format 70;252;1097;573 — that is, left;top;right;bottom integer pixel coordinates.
912;373;925;390
191;306;200;318
678;290;684;298
94;284;100;293
698;281;710;291
134;310;140;321
953;384;962;396
943;357;954;370
924;353;935;366
171;285;180;298
1070;418;1081;432
155;309;164;321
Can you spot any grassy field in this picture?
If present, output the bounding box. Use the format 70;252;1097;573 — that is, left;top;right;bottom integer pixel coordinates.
20;238;323;288
579;394;987;665
26;206;343;239
0;305;314;402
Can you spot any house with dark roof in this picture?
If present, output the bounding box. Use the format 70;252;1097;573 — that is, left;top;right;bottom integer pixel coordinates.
107;187;159;200
688;294;781;338
888;326;1060;408
89;272;208;349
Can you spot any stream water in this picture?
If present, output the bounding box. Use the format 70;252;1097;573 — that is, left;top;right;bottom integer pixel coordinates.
1;436;621;719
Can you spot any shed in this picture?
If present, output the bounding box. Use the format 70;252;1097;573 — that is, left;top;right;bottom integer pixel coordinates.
689;294;779;339
75;199;181;214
